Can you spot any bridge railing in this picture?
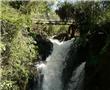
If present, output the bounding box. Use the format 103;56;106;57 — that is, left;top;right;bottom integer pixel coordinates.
33;19;74;25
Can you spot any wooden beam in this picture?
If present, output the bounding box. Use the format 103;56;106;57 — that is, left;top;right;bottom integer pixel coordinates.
34;20;74;25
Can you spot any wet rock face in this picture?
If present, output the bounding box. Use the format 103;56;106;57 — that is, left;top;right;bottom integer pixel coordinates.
84;46;110;90
53;32;76;41
53;33;68;41
98;46;110;90
87;30;107;55
53;24;79;42
84;28;108;90
62;37;87;90
62;27;108;90
35;34;53;61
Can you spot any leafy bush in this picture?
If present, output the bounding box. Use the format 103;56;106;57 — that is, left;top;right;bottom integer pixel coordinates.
0;1;67;89
56;1;110;36
1;23;38;90
1;1;38;90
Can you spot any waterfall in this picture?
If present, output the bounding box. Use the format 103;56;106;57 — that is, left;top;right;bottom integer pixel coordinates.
35;38;85;90
67;62;85;90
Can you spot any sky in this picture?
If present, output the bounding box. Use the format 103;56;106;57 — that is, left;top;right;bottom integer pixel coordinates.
52;0;77;10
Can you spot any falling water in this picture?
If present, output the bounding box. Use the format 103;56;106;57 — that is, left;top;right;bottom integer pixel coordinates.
36;38;85;90
67;62;85;90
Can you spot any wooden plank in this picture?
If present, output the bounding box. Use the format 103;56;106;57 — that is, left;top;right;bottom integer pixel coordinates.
34;20;74;25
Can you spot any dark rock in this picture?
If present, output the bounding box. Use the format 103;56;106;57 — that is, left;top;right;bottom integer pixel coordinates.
84;44;110;90
62;26;108;90
62;37;87;90
53;23;79;41
84;27;108;90
53;33;68;41
35;34;53;61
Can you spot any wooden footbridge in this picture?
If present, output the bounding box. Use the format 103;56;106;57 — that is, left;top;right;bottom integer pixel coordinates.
34;19;74;25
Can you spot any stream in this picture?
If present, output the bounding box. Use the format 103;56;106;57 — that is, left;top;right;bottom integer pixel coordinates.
35;38;85;90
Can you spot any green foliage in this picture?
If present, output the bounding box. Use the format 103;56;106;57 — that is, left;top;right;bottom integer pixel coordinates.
0;80;19;90
1;20;38;89
1;1;39;90
0;1;67;89
1;20;17;43
1;27;38;90
0;42;5;53
0;2;31;28
56;1;74;20
56;1;110;35
10;30;36;63
56;1;110;69
9;1;29;10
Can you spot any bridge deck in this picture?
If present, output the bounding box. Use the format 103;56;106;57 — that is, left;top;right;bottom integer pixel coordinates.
34;20;74;25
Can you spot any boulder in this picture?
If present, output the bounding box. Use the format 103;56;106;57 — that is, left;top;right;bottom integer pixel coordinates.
35;34;53;61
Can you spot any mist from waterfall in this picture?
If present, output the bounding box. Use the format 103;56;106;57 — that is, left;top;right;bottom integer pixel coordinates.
36;38;85;90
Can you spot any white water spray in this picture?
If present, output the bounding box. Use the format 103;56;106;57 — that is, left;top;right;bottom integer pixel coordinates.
36;38;85;90
42;38;74;90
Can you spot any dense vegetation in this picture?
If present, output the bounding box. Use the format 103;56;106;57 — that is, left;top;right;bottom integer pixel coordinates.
56;1;110;33
1;1;37;90
0;0;110;90
0;0;70;89
56;0;110;56
0;1;53;90
56;1;110;90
